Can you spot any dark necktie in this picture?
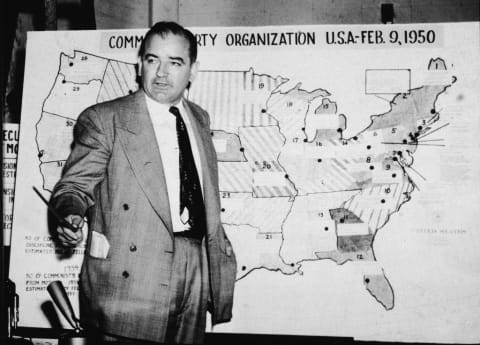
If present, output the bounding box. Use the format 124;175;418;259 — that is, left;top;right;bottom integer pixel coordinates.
169;106;206;238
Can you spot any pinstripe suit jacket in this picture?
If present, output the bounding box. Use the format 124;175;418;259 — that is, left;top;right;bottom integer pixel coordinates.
52;90;236;342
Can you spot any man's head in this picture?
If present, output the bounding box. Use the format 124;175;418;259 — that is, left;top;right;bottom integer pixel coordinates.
137;21;198;105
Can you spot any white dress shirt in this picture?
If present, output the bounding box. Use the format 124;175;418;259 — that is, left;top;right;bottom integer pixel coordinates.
145;94;204;232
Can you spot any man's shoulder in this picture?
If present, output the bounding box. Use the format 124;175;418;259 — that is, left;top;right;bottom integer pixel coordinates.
78;91;142;129
185;99;207;115
184;99;210;124
89;91;140;114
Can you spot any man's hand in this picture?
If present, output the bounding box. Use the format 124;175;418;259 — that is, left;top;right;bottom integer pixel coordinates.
57;214;84;247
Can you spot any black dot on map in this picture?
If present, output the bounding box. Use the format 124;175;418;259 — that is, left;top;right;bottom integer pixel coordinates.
402;139;408;144
290;263;295;267
324;227;329;231
317;158;322;163
240;147;244;152
261;109;266;113
242;266;247;271
62;79;66;84
418;126;423;131
365;278;370;284
301;127;305;131
285;174;289;179
397;151;403;156
392;173;397;178
369;165;374;170
381;199;386;204
128;90;133;94
221;208;225;212
38;152;43;158
353;136;358;140
210;132;214;136
337;128;343;133
340;218;345;224
303;139;308;142
366;145;371;150
393;157;398;162
430;109;436;114
69;62;73;67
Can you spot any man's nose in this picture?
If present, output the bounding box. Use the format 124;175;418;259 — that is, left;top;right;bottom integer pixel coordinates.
156;62;168;76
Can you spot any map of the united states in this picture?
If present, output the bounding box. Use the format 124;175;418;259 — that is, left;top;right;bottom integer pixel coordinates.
36;50;455;310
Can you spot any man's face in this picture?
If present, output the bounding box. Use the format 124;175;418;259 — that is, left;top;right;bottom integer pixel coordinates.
138;33;197;104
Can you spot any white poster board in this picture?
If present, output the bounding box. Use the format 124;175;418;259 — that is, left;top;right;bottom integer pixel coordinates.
10;22;480;343
3;123;19;246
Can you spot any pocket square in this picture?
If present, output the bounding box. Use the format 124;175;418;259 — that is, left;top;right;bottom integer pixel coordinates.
89;231;110;259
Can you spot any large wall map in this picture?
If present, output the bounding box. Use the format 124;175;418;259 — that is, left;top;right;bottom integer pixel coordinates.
37;49;453;311
11;23;480;343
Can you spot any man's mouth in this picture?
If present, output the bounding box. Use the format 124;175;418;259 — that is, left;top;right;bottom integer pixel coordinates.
153;80;169;89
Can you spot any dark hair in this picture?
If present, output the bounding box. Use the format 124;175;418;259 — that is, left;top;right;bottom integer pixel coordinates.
138;21;197;64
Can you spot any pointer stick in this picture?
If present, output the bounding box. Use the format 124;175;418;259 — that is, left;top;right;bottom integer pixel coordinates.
32;186;79;232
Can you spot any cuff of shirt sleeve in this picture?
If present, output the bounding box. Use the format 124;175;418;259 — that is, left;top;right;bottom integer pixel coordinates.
52;194;87;218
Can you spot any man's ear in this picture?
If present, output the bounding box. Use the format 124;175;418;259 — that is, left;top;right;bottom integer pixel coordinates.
136;56;142;77
189;61;199;84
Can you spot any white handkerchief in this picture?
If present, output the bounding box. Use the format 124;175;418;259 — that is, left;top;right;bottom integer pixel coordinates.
89;231;110;259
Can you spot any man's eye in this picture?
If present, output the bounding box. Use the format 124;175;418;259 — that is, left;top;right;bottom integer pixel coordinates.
171;61;182;66
146;58;157;64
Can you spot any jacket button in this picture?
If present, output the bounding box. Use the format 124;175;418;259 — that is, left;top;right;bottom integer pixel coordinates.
122;271;129;278
123;204;129;210
129;244;137;252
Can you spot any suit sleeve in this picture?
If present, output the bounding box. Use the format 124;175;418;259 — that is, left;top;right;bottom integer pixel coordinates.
52;106;112;217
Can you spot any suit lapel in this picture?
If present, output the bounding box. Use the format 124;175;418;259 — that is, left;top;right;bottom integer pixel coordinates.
116;91;173;237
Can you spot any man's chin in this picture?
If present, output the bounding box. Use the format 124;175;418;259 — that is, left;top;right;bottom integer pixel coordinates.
148;92;171;104
144;89;182;104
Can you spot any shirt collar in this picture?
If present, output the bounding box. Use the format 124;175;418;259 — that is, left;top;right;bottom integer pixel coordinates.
144;93;186;118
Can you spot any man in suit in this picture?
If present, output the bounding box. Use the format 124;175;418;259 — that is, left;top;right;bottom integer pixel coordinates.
52;21;236;344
